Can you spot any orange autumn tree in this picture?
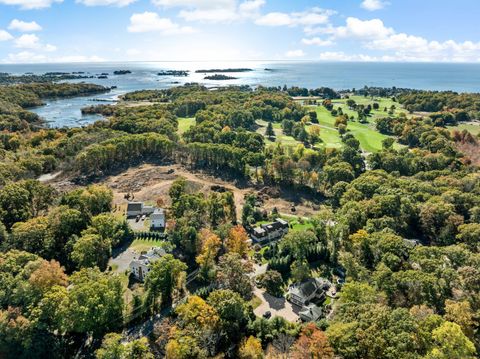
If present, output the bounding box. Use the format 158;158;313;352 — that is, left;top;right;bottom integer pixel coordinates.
291;323;334;359
225;225;250;258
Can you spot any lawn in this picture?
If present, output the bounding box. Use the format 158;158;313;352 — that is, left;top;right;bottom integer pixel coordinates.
256;119;301;148
311;101;401;153
177;117;196;134
254;215;314;232
129;239;166;252
250;295;263;310
447;122;480;136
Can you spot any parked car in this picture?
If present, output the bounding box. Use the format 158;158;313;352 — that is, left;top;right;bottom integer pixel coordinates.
135;215;140;222
141;214;146;221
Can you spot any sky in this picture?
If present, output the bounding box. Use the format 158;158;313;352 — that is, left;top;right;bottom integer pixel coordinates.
0;0;480;63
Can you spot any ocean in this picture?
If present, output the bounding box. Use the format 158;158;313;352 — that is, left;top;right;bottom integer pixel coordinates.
1;61;480;127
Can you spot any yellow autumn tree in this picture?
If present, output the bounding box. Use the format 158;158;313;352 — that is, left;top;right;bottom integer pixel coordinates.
196;229;221;280
239;336;263;359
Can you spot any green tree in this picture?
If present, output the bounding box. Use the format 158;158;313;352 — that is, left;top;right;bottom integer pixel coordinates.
257;270;284;297
216;253;254;299
145;254;187;310
71;233;111;270
426;322;476;359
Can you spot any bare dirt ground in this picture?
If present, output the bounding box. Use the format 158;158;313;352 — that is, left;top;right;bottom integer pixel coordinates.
46;163;321;219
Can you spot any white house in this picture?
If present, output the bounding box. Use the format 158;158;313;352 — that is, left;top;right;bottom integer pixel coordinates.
250;218;289;244
129;247;166;281
150;208;166;229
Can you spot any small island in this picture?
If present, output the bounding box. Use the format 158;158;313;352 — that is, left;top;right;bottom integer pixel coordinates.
204;74;238;80
157;70;189;77
196;68;252;73
113;70;132;75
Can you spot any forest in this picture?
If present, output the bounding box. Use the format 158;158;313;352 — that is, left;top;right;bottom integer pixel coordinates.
0;81;479;359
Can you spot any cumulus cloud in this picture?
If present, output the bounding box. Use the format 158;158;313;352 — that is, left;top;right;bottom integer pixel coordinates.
0;30;13;41
314;17;480;62
14;34;56;51
256;7;335;27
301;37;334;46
361;0;388;11
0;0;62;9
128;12;195;34
8;20;42;32
76;0;137;6
285;49;305;58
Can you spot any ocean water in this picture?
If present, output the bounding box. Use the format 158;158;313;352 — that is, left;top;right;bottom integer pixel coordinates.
1;61;480;127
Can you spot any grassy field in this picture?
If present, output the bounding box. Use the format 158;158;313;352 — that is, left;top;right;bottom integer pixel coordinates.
256;120;300;147
448;122;480;136
178;117;196;134
258;95;403;152
312;104;398;153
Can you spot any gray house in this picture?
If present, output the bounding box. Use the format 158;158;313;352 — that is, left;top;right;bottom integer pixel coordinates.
299;303;323;322
287;277;330;307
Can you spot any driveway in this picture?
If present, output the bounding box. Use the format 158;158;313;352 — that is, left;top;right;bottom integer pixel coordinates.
253;287;299;322
109;247;136;273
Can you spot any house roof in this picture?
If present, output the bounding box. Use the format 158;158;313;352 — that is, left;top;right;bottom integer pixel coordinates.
299;303;323;321
289;277;329;300
127;202;143;212
132;247;166;267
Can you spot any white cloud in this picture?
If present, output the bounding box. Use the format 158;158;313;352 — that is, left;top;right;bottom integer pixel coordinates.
315;17;480;62
14;34;56;52
321;17;394;39
301;37;333;46
0;0;62;9
361;0;388;11
76;0;137;7
3;52;104;63
15;34;41;48
6;51;47;63
171;0;265;23
0;30;13;41
318;51;378;61
285;49;305;58
151;0;234;8
256;7;335;28
128;12;195;34
8;20;42;32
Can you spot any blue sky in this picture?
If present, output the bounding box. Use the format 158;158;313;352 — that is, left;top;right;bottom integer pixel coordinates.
0;0;479;63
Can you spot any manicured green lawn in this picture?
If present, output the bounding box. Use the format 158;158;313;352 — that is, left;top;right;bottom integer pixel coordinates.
129;239;166;252
177;117;196;134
